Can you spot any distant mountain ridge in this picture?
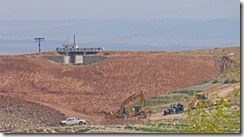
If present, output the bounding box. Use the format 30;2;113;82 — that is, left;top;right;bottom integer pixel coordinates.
0;19;239;54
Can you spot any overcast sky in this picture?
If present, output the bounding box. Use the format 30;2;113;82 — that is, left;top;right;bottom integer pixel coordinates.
0;0;240;21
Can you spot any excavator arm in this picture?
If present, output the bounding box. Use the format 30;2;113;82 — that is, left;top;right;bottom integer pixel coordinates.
105;90;150;119
118;90;145;115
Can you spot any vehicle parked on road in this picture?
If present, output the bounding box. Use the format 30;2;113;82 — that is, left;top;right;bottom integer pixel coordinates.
59;117;86;126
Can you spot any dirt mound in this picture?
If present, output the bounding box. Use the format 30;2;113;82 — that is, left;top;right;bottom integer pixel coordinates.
0;94;65;131
0;47;238;125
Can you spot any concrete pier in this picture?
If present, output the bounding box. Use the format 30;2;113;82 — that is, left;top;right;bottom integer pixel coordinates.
45;55;105;65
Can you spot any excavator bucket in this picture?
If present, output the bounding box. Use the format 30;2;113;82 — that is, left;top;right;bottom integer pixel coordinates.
105;112;117;119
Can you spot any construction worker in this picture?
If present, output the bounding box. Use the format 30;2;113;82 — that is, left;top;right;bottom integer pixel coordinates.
170;105;174;113
173;104;177;113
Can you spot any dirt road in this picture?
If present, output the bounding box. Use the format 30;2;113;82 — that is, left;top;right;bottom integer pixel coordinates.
206;83;240;98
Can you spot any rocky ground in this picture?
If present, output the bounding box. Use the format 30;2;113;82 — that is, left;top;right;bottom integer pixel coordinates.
0;95;65;132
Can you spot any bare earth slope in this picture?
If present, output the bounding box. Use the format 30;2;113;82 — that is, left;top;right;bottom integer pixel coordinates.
0;47;239;125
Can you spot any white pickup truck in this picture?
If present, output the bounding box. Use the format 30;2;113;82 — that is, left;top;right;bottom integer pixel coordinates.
59;117;87;126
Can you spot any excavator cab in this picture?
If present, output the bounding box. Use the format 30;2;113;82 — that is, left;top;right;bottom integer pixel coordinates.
122;107;127;115
134;105;141;113
196;93;207;100
187;92;213;110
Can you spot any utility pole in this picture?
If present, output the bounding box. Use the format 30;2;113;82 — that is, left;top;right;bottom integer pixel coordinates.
73;34;76;45
34;38;45;53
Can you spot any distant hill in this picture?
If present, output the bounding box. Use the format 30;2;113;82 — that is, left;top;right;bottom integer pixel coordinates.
0;19;239;54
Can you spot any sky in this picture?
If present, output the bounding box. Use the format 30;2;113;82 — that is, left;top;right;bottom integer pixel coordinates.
0;0;240;20
0;0;240;54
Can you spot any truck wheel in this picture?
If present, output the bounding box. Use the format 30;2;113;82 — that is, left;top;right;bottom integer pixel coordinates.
79;122;84;125
61;123;66;126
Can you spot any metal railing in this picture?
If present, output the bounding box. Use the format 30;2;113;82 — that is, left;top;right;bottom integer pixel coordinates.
56;47;104;55
56;47;104;52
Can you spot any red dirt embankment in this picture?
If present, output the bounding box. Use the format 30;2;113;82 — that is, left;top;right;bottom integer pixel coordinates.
0;50;221;124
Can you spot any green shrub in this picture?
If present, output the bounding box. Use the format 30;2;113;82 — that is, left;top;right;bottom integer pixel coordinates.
135;127;176;133
203;80;209;83
145;99;171;107
231;79;239;83
224;79;230;84
212;80;218;84
172;90;203;96
224;79;239;84
124;125;134;130
158;122;167;126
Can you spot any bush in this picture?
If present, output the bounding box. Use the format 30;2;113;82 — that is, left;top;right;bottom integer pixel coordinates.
124;125;134;130
203;80;209;83
224;79;238;84
231;79;238;83
212;80;218;84
145;99;171;107
224;79;230;84
172;90;203;96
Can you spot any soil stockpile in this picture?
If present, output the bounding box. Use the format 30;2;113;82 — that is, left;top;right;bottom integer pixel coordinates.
0;94;65;131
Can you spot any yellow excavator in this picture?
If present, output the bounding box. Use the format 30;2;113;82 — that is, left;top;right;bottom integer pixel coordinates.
105;91;152;119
